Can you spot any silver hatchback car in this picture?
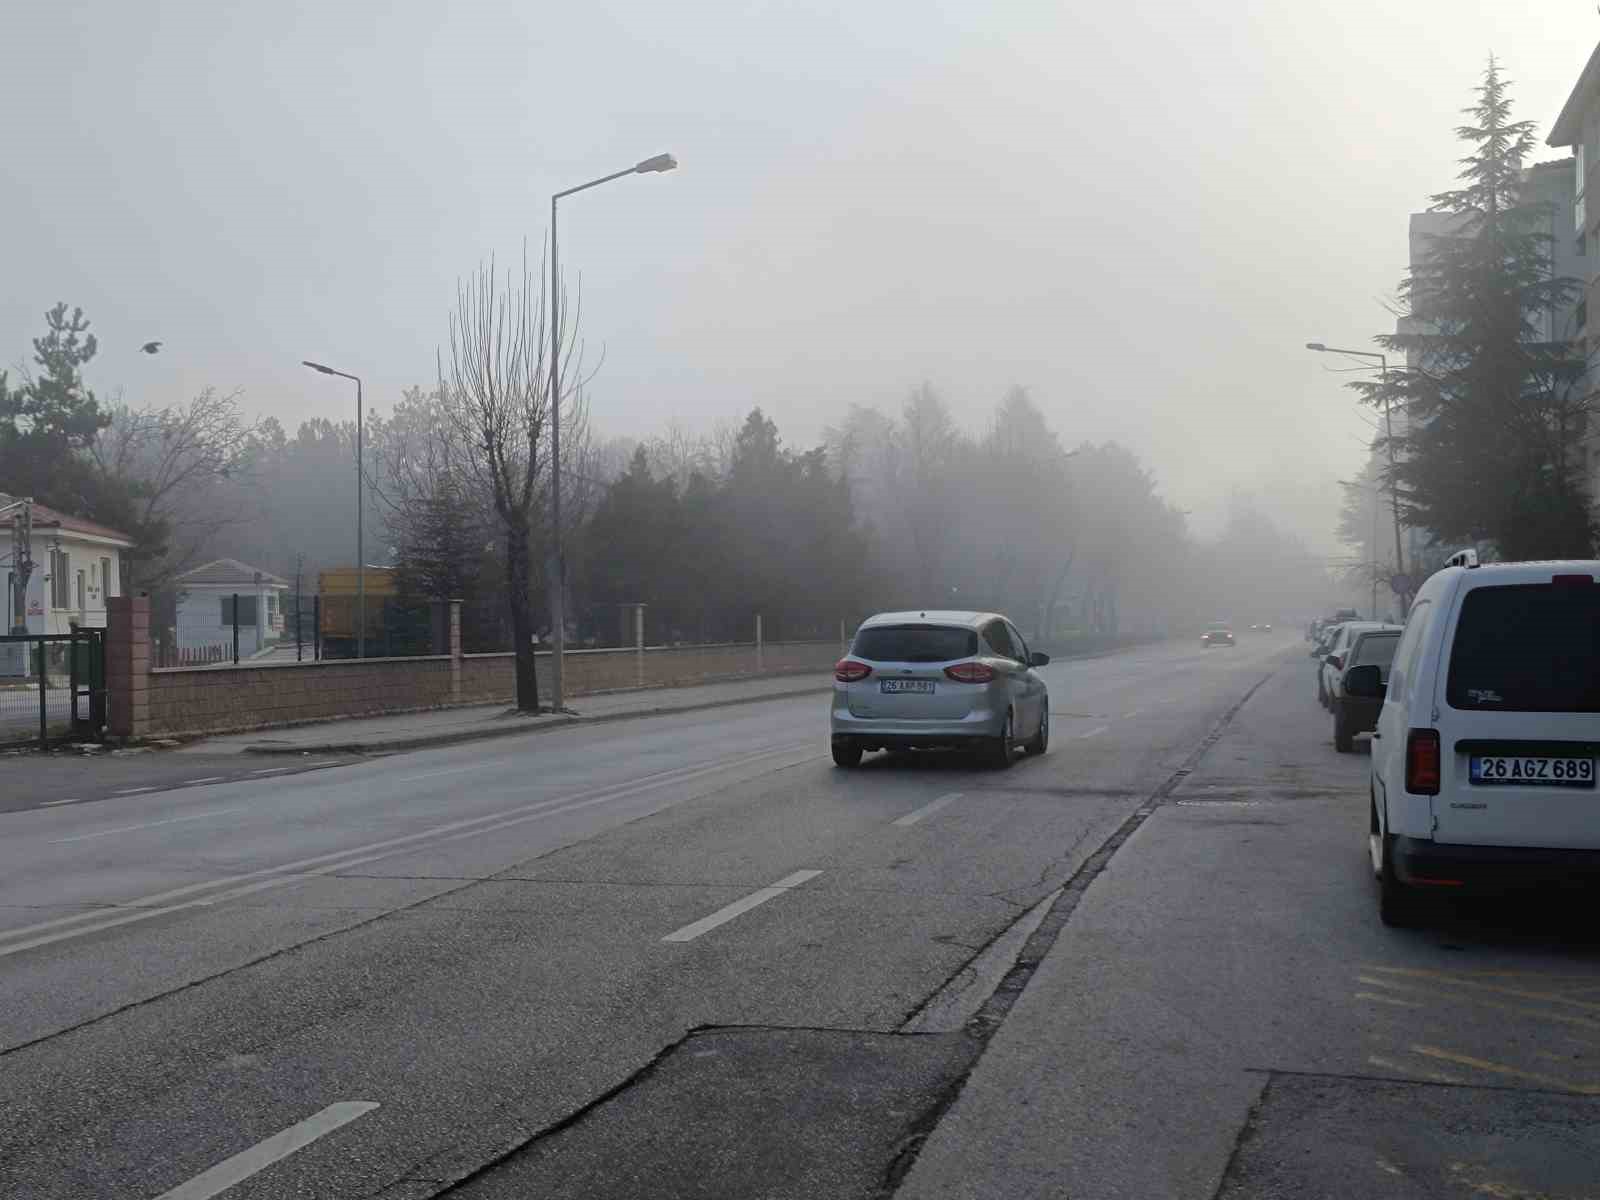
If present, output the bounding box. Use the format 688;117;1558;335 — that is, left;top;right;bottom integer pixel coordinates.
830;610;1051;768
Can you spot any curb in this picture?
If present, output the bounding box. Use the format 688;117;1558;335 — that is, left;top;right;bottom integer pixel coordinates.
237;682;833;755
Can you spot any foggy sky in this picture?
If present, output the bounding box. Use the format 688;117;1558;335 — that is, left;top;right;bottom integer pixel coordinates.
5;1;1596;552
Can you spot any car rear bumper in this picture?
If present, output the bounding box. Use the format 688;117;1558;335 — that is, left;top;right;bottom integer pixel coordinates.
1393;836;1600;891
829;705;1005;747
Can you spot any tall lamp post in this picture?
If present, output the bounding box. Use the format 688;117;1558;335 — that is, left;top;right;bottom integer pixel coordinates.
302;360;366;659
548;152;677;710
1306;342;1408;616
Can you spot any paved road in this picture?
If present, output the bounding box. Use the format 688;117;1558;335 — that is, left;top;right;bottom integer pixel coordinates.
2;633;1595;1199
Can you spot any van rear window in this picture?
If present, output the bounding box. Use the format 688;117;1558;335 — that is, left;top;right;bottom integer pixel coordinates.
1446;583;1600;712
853;625;978;663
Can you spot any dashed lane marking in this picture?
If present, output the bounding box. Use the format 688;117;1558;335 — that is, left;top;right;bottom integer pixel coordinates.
154;1101;379;1200
892;792;964;828
1078;725;1110;739
49;807;246;845
662;869;823;943
114;786;157;795
40;799;82;807
1409;1044;1600;1094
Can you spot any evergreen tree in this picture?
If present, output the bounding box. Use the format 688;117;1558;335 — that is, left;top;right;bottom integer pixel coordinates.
1371;59;1591;559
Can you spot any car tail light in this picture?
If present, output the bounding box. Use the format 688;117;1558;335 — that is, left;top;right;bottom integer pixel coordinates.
1406;728;1441;794
944;662;996;684
834;659;872;683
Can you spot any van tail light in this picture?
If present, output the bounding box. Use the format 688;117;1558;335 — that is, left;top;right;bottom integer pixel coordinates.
1406;728;1441;794
834;659;872;683
944;662;996;684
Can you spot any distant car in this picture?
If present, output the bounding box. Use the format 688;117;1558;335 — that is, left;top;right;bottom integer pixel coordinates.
1332;627;1402;751
1262;623;1273;633
1202;626;1235;648
830;610;1050;769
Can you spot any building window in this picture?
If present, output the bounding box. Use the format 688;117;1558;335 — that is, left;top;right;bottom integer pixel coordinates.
101;557;113;599
4;571;12;630
221;595;259;625
76;569;85;612
49;549;69;609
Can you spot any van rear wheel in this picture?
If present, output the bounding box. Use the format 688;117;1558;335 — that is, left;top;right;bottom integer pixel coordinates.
1377;830;1423;928
831;739;863;768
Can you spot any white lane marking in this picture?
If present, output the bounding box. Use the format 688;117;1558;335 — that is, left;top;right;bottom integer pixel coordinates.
41;799;82;807
303;760;342;767
49;807;247;845
0;743;815;958
1355;991;1422;1009
155;1101;378;1200
114;786;157;795
1122;709;1143;719
185;777;227;785
1078;725;1110;739
662;869;823;943
893;792;964;828
396;763;491;783
250;767;293;775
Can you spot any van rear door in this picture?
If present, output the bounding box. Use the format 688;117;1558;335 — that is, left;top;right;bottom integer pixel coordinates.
1433;575;1600;849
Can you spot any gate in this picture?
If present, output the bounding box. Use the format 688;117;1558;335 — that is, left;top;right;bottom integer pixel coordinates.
0;628;106;749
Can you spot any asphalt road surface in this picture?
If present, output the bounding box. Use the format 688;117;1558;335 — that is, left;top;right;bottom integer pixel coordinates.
2;632;1596;1199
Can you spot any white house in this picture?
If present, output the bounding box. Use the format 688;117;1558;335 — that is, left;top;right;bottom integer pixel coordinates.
3;494;134;676
174;558;288;658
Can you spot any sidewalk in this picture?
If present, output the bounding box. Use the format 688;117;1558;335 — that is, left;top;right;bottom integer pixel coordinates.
179;672;833;756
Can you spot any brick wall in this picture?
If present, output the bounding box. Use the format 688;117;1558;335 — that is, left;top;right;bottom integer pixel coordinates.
148;655;455;735
143;640;842;737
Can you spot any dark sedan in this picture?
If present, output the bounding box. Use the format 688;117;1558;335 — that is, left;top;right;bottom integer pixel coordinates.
1201;627;1236;648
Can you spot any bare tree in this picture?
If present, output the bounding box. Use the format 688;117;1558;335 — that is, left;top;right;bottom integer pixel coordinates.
436;251;588;712
93;387;265;589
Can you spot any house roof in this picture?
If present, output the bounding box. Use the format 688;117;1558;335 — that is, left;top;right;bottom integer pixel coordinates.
0;493;135;546
175;557;290;588
1549;42;1600;147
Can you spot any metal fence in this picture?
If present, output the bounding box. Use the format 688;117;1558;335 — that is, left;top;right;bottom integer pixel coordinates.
0;630;106;748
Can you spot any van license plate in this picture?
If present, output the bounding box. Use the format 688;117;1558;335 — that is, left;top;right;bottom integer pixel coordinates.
880;679;935;694
1469;756;1596;788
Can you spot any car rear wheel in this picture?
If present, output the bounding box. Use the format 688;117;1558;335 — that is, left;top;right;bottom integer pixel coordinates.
1024;705;1049;756
986;711;1015;769
1376;822;1423;928
831;739;863;768
1334;706;1354;753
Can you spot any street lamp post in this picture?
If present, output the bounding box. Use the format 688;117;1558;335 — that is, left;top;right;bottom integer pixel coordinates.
302;361;366;659
1306;342;1408;616
547;152;677;710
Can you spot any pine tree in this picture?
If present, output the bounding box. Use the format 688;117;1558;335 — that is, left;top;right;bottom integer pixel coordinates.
1369;59;1592;559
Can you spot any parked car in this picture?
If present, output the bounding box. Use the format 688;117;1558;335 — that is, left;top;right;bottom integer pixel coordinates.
1202;625;1235;648
830;610;1050;769
1332;627;1402;752
1311;622;1346;704
1362;558;1600;927
1317;622;1394;709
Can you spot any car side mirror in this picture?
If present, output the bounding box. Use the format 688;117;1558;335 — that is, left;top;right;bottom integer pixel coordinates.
1029;651;1050;667
1344;664;1385;699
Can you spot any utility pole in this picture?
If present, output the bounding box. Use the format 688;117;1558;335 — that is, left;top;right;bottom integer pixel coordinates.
5;497;34;634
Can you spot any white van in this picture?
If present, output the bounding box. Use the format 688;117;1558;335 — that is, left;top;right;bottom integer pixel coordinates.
1358;558;1600;926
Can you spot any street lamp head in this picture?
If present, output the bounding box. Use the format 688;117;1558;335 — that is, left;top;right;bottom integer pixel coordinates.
635;153;678;174
1305;342;1327;352
302;360;336;375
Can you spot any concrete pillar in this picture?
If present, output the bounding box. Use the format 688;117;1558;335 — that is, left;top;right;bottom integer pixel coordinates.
106;594;151;739
634;603;645;688
449;599;462;704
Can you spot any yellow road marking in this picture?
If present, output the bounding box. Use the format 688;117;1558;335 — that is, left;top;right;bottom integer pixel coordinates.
1368;1054;1463;1084
1357;973;1600;1035
1356;991;1422;1009
1363;966;1600;1012
1409;1044;1600;1094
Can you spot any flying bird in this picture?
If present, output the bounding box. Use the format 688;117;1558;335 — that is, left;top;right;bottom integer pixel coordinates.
140;341;162;354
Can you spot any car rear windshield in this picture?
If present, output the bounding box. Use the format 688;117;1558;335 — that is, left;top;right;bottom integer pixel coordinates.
853;625;978;663
1446;583;1600;712
1351;633;1399;668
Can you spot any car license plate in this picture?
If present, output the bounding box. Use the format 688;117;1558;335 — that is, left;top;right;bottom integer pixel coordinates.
1469;756;1596;788
880;679;935;694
